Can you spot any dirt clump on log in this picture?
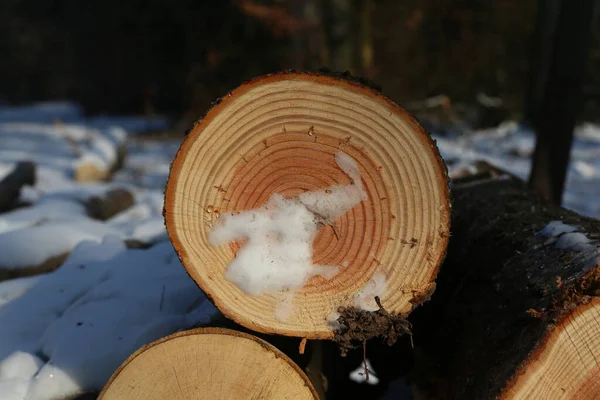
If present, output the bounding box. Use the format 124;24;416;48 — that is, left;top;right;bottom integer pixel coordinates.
333;296;411;356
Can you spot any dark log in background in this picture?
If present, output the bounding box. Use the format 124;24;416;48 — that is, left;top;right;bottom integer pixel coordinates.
0;161;35;212
408;170;600;399
85;188;134;221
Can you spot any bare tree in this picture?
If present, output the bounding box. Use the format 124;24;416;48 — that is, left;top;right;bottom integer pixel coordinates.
527;0;596;204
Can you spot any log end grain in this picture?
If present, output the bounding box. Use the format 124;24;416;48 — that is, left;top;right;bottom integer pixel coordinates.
164;71;450;339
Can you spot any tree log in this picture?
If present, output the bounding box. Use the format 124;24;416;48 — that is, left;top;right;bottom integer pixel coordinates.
164;71;450;341
0;161;35;213
99;328;319;400
409;169;600;399
86;188;135;220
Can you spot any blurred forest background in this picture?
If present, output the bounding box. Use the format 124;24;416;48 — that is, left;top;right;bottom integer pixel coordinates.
2;0;600;129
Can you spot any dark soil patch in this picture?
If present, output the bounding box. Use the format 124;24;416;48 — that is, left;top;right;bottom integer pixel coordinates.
333;297;411;356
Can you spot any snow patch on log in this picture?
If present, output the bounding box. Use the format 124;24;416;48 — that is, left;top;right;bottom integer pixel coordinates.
209;194;337;296
555;232;594;252
297;152;367;221
327;311;342;330
209;152;367;297
537;221;578;237
274;291;295;321
537;221;599;270
352;271;387;311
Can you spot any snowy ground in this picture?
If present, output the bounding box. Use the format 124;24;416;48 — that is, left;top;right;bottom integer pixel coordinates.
435;120;600;218
0;102;598;399
0;103;218;400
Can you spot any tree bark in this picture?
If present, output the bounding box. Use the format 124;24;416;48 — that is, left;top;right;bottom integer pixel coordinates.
409;169;600;399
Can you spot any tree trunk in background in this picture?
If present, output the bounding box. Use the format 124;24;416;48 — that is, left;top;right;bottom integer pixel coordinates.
409;170;600;399
289;0;327;70
359;0;374;77
323;0;357;72
527;0;595;205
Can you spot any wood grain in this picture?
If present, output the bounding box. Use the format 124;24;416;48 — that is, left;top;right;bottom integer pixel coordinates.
99;328;319;400
164;71;450;338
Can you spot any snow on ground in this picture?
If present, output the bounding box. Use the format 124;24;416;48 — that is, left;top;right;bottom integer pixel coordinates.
0;238;218;400
0;103;83;125
0;122;125;183
0;102;177;274
0;103;218;399
0;276;43;309
0;102;169;132
0;101;599;399
0;183;173;273
112;139;180;190
0;101;169;188
433;121;600;218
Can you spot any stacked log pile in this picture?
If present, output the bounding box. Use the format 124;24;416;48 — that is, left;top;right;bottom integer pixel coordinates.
100;72;599;399
409;167;600;399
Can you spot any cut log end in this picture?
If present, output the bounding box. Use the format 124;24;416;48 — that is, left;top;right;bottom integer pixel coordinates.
502;298;600;400
98;328;319;400
410;169;600;400
164;71;450;339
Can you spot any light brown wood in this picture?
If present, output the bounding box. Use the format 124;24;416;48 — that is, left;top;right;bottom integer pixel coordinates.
74;162;110;182
165;71;450;338
98;328;319;400
502;299;600;400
